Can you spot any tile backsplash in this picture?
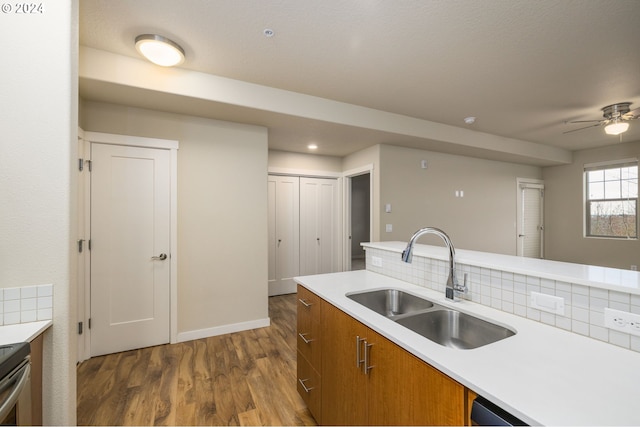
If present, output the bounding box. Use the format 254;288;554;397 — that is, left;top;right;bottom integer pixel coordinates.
365;247;640;353
0;284;53;326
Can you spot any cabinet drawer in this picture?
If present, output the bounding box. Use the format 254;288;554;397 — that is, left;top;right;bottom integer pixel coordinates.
297;284;322;369
297;350;321;423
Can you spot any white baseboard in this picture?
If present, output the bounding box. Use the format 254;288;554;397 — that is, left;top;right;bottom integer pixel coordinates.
175;317;271;343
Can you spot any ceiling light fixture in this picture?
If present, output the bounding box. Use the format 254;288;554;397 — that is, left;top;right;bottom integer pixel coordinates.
463;116;476;125
604;119;630;136
135;34;185;67
307;143;318;150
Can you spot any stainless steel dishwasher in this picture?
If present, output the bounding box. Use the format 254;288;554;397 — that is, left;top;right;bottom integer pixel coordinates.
0;342;32;426
471;396;528;426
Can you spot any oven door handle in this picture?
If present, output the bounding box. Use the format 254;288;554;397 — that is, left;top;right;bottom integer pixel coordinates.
0;361;31;422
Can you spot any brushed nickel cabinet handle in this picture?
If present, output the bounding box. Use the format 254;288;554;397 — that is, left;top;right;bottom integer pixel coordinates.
298;378;314;393
356;335;366;368
298;298;313;308
364;341;375;375
298;332;314;344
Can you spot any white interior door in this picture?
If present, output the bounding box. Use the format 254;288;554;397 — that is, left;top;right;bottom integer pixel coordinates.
517;180;544;258
90;143;171;356
268;175;300;296
300;177;339;275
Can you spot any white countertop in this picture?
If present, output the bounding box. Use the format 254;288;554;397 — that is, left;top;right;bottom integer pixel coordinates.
295;270;640;426
0;321;52;345
364;241;640;295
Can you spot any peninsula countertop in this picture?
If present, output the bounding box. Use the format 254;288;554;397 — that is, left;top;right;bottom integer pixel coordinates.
295;270;640;426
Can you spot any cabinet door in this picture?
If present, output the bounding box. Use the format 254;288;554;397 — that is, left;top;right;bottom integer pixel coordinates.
321;302;368;425
299;177;339;276
366;329;466;426
267;175;299;295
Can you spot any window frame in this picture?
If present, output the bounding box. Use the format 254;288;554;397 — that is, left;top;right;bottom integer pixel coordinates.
584;159;638;240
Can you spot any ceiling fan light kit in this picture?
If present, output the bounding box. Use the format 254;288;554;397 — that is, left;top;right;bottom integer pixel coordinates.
135;34;185;67
604;120;630;136
564;102;639;136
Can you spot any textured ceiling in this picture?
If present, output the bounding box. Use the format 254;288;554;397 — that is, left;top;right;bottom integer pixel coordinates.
79;0;640;160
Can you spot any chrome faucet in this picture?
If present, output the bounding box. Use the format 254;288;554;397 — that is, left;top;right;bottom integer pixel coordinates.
401;227;467;300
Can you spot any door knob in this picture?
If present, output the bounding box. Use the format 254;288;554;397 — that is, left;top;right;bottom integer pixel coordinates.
151;253;167;260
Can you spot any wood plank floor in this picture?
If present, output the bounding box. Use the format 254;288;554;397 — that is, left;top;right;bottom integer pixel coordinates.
77;294;317;426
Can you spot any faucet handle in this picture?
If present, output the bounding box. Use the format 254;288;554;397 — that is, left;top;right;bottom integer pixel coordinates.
456;273;468;293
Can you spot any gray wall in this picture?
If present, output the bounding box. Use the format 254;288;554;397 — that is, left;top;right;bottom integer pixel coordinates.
82;101;269;335
378;144;542;255
543;140;640;269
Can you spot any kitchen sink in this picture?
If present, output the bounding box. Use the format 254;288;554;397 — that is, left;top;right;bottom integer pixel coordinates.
346;289;434;318
347;288;515;349
396;309;515;349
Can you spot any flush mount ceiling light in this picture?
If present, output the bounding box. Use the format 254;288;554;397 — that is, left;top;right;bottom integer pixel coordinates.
307;143;318;150
135;34;185;67
463;116;476;125
604;119;630;136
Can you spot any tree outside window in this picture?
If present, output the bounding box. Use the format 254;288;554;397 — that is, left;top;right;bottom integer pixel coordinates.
585;163;638;238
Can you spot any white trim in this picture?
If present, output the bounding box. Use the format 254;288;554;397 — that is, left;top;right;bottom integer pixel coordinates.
343;163;374;178
84;131;179;150
268;166;341;178
175;318;271;343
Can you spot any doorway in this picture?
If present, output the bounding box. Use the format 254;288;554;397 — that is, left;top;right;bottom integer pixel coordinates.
516;178;544;258
344;168;372;271
78;132;178;361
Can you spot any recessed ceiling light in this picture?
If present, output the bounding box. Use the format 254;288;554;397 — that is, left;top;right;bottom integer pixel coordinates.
308;143;318;150
463;116;476;125
264;28;275;37
135;34;185;67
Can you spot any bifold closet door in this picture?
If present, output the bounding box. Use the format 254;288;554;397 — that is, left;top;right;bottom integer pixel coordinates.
268;175;300;296
300;177;338;276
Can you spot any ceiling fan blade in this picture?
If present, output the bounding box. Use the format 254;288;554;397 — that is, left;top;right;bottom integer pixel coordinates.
622;107;640;120
562;123;605;134
564;119;605;124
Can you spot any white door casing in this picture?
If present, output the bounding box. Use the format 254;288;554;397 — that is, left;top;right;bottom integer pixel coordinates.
517;178;544;258
86;132;178;357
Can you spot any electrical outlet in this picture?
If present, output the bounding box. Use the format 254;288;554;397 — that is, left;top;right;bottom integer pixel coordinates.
530;291;565;315
371;256;383;267
385;224;392;232
604;308;640;336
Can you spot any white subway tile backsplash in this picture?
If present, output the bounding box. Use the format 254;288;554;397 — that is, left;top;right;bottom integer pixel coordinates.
0;284;53;326
365;246;640;353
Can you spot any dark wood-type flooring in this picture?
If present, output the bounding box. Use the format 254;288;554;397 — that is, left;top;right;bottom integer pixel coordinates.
77;294;316;426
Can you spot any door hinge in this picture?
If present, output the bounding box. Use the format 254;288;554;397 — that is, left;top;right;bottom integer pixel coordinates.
88;239;92;251
78;239;85;253
78;321;83;335
86;160;92;172
88;318;92;329
78;158;84;172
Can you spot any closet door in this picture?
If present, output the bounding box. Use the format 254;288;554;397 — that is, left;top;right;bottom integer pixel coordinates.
300;177;339;276
268;176;300;296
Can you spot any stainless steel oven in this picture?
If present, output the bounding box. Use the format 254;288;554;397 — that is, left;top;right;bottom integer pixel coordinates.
0;342;31;426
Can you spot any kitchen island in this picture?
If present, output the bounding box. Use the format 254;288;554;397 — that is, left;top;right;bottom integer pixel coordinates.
295;269;640;426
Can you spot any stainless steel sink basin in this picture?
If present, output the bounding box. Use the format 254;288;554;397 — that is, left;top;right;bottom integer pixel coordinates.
346;288;516;349
396;309;516;349
346;289;434;318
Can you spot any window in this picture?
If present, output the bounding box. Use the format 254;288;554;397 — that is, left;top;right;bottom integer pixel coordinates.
585;160;638;239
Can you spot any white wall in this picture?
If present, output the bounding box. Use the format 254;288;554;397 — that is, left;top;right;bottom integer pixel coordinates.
377;144;542;255
543;140;640;269
81;101;269;336
268;150;342;173
0;1;78;424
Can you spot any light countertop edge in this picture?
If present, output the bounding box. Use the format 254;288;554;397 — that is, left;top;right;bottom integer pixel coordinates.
0;321;52;345
295;270;640;426
363;241;640;295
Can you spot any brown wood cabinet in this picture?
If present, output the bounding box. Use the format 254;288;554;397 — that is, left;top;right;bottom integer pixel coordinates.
298;285;471;426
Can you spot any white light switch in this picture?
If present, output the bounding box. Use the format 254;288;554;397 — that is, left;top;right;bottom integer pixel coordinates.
530;291;565;315
385;224;393;232
385;203;392;213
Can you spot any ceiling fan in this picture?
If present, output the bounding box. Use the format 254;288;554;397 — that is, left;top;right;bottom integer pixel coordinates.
564;102;640;135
